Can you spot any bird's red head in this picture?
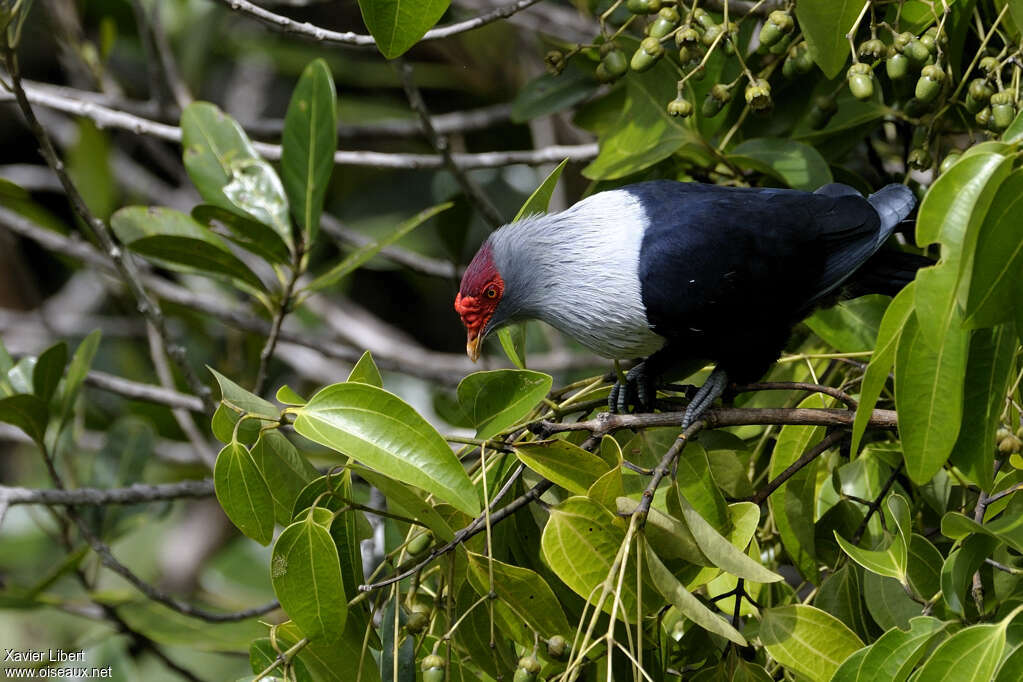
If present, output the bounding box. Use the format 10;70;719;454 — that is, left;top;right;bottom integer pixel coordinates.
455;243;504;362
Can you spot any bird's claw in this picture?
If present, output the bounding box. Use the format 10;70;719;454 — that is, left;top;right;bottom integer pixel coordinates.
609;363;654;414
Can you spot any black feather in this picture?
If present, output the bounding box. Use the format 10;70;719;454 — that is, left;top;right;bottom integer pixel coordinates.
626;180;918;383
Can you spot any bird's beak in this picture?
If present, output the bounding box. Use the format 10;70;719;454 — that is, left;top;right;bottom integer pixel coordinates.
466;333;483;363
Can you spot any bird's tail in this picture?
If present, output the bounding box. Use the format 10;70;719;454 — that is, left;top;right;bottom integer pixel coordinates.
867;184;917;243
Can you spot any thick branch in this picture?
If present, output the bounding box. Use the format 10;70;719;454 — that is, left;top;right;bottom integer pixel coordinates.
0;479;215;507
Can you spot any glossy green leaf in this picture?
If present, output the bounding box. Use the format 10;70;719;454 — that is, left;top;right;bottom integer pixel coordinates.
813;564;871;641
995;641;1023;682
915;622;1006;681
282;59;337;245
513;159;568;221
806;295;888;353
250;638;312;682
863;571;923;630
905;533;942;601
940;534;999;616
275;385;306;405
350;464;454;542
795;0;869;78
0;394;48;446
851;282;916;454
583;60;698;180
616;497;709;565
59;330;100;424
942;499;1023;553
465;551;572;640
965;171;1023;328
760;604;864;681
346;350;382;387
515;439;610;495
304;203;450;294
644;542;746;645
511;63;598;123
496;324;527;369
210;368;279;420
32;342;66;404
895;312;968;484
251;430;317;525
541;496;646;621
456;369;552;439
769;395;829;581
676;441;730;534
214;441;276;545
292;382;479;516
834;494;910;581
192;204;291;265
729;138;832;191
950;325;1015;490
831;616;948;682
271;509;347;642
275;620;379;682
356;0;449;58
181;102;292;248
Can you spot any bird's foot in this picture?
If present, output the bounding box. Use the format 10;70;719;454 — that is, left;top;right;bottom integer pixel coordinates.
681;368;729;430
609;362;656;414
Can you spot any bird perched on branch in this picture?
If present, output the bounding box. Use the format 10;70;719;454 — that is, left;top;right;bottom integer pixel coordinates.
455;180;919;429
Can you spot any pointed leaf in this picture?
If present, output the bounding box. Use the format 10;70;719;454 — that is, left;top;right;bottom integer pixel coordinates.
515;440;610;495
831;616;948;682
914;623;1006;682
350;464;455;542
465;551;573;640
356;0;450;59
346;350;382;387
282;59;337;245
759;604;864;681
0;394;48;446
271;510;347;642
513;158;568;221
292;382;479;515
251;430;318;525
965;171;1023;327
795;0;868;78
129;235;266;291
32;342;66;403
59;330;100;423
192;204;291;265
728;138;832;191
214;441;276;545
834;494;911;581
457;369;552;440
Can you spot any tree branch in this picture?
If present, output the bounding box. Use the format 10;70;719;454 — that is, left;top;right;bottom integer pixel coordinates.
84;370;205;412
0;479;215;507
750;430;848;505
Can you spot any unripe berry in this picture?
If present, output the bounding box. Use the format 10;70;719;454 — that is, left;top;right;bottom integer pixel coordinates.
990;91;1016;131
701;23;724;47
782;43;813;78
693;8;715;29
893;32;913;52
630;37;664;72
975;106;992;128
759;11;793;48
915;64;945;103
701;84;730;117
858;38;885;61
518;656;542;674
744;78;772;112
886;52;910;80
808;95;838;130
599;49;628;81
675;25;700;46
847;62;875;100
648;6;680;39
903;38;930;67
405;610;429;633
968;78;994;104
547;635;567;659
980;56;1000;76
544;50;565;74
406;530;433;556
421;654;445;672
667;97;693;117
908;147;931;170
939;150;961;174
626;0;660;15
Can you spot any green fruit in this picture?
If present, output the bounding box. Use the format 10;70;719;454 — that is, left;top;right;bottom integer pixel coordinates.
939;150;962;174
808;95;838;130
744;78;772;112
407;530;433;556
701;91;726;117
626;0;660;15
693;8;715;29
630;37;664;72
908;147;931;170
421;654;445;672
975;106;992;128
893;32;913;52
405;610;429;633
547;635;567;659
768;33;793;55
968;78;994;103
782;43;813;78
991;91;1016;131
919;33;936;54
858;38;885;61
675;26;700;46
759;21;782;48
678;45;703;64
701;23;723;47
847;63;874;100
423;668;445;682
513;670;537;682
767;10;794;32
915;64;945;103
667;97;693;117
980;56;1000;75
886;52;910;80
518;657;542;674
544;50;565;74
648;7;680;38
904;38;930;66
998;434;1023;454
602;49;628;77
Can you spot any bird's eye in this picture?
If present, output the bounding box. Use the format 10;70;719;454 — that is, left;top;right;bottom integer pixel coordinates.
485;287;497;299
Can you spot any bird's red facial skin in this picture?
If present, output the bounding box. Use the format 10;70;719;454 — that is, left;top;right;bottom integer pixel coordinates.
456;244;503;361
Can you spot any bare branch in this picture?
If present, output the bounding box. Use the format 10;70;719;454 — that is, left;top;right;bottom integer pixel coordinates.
208;0;545;48
85;370;205;412
0;479;214;507
1;83;598;169
749;430;848;505
320;214;457;278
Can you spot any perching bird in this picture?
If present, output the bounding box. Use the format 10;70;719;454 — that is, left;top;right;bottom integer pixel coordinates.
454;180;919;428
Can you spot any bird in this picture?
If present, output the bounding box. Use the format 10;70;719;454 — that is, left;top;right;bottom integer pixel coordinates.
454;179;920;429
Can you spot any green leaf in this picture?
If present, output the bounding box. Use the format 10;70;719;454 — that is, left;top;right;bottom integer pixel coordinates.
275;620;379;682
350;464;455;542
769;395;829;581
379;595;415;682
59;330;100;424
32;342;66;404
291;382;480;516
251;430;318;525
304;203;451;294
111;207;265;291
940;533;999;616
759;604;864;681
129;235;266;291
541;496;646;622
0;394;48;446
862;571;923;630
276;385;307;405
511;63;598;123
728;138;832;191
644;542;746;645
192;204;291;265
813;564;871;641
895;312;969;484
456;369;552;440
676;441;730;534
112;601;265;653
834;494;910;581
805;295;888;353
282;59;337;245
914;622;1007;682
616;497;709;566
496;324;527;369
465;552;573;640
995;641;1023;682
515;440;610;495
346;350;382;387
831;616;948;682
950;325;1015;490
514;159;569;221
356;0;450;59
851;282;916;454
965;171;1023;328
672;493;783;584
214;441;276;545
583;60;698;180
250;639;312;682
271;510;347;642
181;102;292;251
795;0;868;79
210;368;279;420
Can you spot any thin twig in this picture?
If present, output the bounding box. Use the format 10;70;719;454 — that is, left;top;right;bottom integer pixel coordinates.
0;479;215;507
733;381;858;410
850;462;904;545
84;370;205;412
750;431;848;505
